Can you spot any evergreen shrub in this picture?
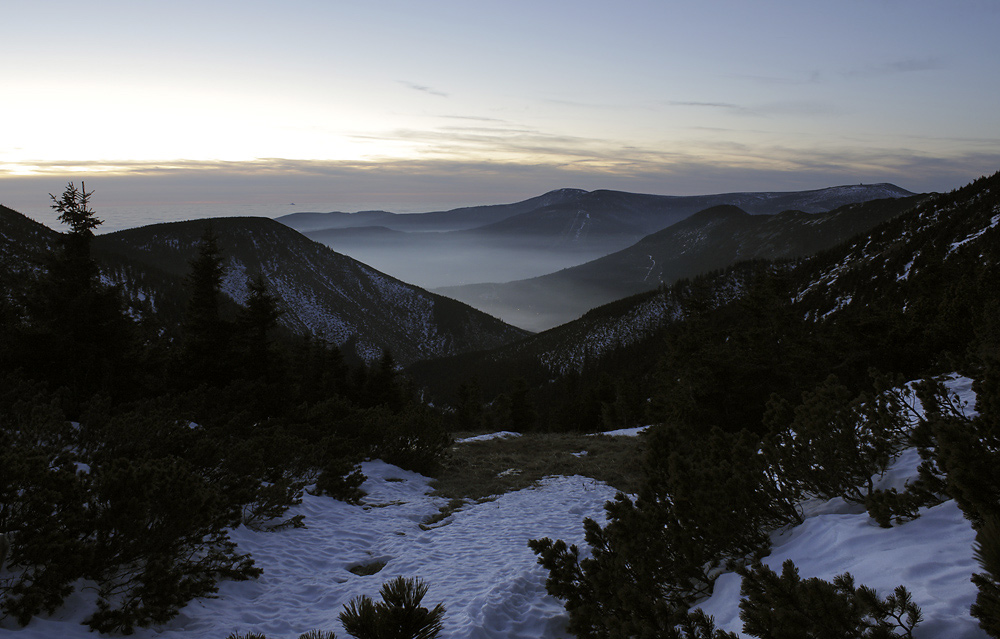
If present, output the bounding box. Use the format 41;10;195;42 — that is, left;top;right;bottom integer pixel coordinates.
530;424;797;638
339;576;445;639
738;560;922;638
763;374;911;504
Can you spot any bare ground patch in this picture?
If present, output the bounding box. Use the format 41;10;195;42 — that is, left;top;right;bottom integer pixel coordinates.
430;431;647;502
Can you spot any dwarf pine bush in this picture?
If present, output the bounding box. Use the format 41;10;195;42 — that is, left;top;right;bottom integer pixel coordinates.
738;560;922;639
339;576;445;639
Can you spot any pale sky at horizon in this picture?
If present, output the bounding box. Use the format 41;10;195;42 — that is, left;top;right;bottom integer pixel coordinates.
3;0;1000;220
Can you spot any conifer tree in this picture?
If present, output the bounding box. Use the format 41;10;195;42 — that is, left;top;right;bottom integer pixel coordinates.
0;389;89;625
364;349;404;410
455;378;484;432
235;274;284;382
23;183;135;403
972;518;1000;637
506;377;536;431
738;560;922;638
177;225;233;388
531;424;797;637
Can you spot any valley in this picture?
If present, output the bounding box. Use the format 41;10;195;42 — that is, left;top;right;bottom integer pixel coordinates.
278;184;913;295
1;173;998;639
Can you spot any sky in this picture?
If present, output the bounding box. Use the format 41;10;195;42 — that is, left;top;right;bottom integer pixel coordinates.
3;0;1000;224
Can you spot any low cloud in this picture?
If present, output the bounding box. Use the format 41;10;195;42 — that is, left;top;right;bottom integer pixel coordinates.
3;146;995;214
3;120;996;219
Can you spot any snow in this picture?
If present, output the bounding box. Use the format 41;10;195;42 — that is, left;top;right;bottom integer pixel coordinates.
455;431;522;444
1;462;618;639
692;377;986;638
588;425;649;437
948;213;1000;256
695;499;984;638
898;256;916;281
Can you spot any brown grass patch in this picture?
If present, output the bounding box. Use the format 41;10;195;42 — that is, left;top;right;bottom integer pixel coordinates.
431;432;647;502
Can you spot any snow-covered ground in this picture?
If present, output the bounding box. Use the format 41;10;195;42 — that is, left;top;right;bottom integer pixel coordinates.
1;381;988;638
454;431;523;444
0;463;618;639
696;474;985;638
695;375;987;638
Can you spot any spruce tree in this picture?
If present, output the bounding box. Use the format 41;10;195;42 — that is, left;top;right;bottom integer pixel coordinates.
177;225;233;388
455;378;485;432
234;274;284;382
365;349;403;410
22;182;136;403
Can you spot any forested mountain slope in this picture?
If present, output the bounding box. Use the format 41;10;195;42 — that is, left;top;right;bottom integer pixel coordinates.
94;217;529;363
438;196;924;331
0;206;529;364
408;173;998;405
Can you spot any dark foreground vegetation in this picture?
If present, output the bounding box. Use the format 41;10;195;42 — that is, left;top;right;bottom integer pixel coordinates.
526;173;1000;637
0;184;449;633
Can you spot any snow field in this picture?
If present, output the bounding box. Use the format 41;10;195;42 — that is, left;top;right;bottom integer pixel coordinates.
195;462;620;639
1;461;618;639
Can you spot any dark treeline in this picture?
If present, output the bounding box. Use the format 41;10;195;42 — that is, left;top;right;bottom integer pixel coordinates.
0;184;449;633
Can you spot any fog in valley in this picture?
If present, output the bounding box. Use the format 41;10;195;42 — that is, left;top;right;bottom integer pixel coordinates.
283;184;921;333
305;227;613;291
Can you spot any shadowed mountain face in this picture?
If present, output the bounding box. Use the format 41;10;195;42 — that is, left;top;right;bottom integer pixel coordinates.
277;184;914;290
0;207;529;365
436;196;927;331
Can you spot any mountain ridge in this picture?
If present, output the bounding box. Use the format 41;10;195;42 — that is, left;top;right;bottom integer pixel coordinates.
437;195;926;331
407;173;996;399
0;206;529;365
94;217;530;364
280;183;914;290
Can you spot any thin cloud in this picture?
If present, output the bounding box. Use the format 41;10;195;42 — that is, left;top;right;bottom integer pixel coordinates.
670;101;744;110
399;81;449;97
669;99;838;118
845;57;945;77
437;115;510;124
2;151;994;221
3;129;996;203
730;70;824;85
